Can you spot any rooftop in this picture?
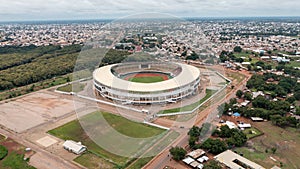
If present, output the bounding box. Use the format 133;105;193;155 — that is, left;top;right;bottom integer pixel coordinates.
93;62;200;92
214;150;265;169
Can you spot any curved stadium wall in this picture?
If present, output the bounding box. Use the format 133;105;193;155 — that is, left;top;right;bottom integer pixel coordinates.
93;62;200;104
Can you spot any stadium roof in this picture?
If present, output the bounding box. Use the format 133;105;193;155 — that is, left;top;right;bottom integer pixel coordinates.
93;62;200;92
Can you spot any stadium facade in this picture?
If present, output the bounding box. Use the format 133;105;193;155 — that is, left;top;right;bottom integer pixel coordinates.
93;62;200;104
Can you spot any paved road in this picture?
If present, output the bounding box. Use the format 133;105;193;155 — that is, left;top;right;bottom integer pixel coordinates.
143;69;251;169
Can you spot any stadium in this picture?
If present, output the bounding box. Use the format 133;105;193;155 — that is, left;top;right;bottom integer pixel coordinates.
93;62;200;104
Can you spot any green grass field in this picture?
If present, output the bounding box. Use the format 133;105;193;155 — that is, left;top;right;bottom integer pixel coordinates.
74;153;115;169
1;152;36;169
56;83;85;93
158;89;216;114
48;111;166;168
128;76;164;83
242;127;263;139
235;122;300;169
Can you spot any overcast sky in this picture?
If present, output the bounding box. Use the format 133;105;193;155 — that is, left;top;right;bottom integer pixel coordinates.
0;0;299;21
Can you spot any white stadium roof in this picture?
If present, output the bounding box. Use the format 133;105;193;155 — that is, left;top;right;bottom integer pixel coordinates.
93;62;200;92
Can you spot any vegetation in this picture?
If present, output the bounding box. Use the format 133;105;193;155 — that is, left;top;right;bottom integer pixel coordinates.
213;125;247;147
158;89;216;114
0;45;131;100
200;138;228;155
203;160;222;169
128;76;164;83
235;122;300;169
127;157;154;169
49;111;165;167
56;83;85;93
169;147;187;161
236;90;243;98
242;127;263;139
0;145;8;160
74;153;115;169
233;46;242;53
1;152;36;169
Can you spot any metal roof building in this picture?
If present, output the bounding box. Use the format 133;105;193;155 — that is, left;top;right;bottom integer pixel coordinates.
214;150;265;169
63;140;86;155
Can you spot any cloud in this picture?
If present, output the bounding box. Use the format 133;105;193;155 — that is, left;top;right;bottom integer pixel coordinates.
0;0;299;21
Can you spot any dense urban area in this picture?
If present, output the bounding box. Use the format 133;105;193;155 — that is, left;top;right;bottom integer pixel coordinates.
0;17;300;169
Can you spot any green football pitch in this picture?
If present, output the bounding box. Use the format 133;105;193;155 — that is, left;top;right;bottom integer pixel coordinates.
128;76;164;83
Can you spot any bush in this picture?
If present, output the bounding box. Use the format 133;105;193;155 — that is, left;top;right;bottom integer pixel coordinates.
0;145;8;160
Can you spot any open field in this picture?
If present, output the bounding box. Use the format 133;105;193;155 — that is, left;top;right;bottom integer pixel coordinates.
158;89;216;114
0;136;35;169
225;71;246;84
242;127;263;139
56;83;86;93
74;152;114;169
0;91;85;132
235;122;300;169
128;76;165;83
48;111;167;168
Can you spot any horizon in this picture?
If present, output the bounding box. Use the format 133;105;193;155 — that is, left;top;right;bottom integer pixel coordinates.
1;15;300;24
0;0;300;22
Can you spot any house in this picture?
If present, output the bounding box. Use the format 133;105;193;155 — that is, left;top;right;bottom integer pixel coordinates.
238;123;252;129
197;164;204;169
190;161;201;168
197;156;209;163
183;157;195;165
240;100;250;107
63;140;86;155
251;117;264;122
188;149;206;159
214;150;265;169
225;121;237;129
252;91;264;99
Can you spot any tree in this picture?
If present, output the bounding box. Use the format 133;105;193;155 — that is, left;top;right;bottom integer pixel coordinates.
236;90;243;98
247;65;252;71
189;136;197;149
201;138;228;155
188;126;202;137
0;145;8;160
169;147;187;161
204;160;222;169
286;96;296;103
234;46;242;53
271;147;277;154
294;91;300;100
244;92;253;101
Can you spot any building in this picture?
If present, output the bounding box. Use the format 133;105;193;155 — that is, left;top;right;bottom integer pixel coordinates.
183;157;195;165
93;62;201;104
187;149;206;159
251;117;264;122
214;150;265;169
63;140;86;155
225;121;237;129
237;123;252;129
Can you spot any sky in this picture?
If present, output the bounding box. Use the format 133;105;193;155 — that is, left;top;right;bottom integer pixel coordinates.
0;0;300;21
